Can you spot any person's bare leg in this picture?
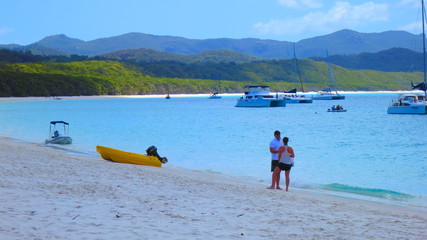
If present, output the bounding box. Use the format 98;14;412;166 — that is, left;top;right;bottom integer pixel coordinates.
267;170;277;189
274;168;282;189
285;171;290;191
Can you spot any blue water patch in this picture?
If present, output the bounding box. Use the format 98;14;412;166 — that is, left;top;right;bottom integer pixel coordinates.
321;183;414;201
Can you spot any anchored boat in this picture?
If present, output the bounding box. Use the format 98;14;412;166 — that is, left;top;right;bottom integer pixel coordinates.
235;86;286;107
284;43;313;104
387;0;427;114
312;50;345;100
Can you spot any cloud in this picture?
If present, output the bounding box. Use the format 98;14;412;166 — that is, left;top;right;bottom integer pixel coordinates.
253;1;389;37
0;27;13;35
278;0;323;9
396;0;419;8
400;21;422;32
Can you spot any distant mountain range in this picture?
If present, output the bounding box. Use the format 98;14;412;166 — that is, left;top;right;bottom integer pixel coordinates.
0;29;423;58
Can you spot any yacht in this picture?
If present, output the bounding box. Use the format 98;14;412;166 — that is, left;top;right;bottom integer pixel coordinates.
284;44;313;103
312;88;345;100
236;86;286;107
283;89;313;103
387;0;427;114
312;50;345;100
387;93;427;114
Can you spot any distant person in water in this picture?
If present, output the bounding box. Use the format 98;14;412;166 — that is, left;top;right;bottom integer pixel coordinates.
267;130;283;189
268;137;295;191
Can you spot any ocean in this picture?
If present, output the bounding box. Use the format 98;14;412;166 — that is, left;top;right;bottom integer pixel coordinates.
1;93;426;209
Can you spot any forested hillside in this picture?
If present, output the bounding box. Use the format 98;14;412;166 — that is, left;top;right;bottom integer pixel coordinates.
0;59;421;97
0;61;251;97
311;48;424;72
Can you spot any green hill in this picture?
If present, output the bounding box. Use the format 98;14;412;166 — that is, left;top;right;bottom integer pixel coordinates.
99;48;259;64
0;60;422;97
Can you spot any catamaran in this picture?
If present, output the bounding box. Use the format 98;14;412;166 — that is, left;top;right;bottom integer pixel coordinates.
235;86;286;107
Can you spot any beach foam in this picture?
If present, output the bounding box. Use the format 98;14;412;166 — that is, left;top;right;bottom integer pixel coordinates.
1;137;426;239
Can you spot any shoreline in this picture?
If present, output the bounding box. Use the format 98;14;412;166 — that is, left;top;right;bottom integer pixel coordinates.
1;137;426;239
4;136;427;212
0;90;423;102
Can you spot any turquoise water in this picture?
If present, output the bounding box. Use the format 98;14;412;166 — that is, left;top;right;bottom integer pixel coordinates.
1;94;426;208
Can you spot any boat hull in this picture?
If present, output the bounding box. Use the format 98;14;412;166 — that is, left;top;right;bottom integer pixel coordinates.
327;109;347;112
285;98;313;103
45;136;73;144
96;145;162;167
235;99;286;107
312;95;345;100
387;104;427;114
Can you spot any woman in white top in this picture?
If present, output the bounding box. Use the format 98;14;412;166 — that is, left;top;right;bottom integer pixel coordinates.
267;137;295;191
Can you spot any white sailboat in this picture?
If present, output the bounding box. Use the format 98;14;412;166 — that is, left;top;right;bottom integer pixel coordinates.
387;0;427;114
312;50;345;100
284;43;313;103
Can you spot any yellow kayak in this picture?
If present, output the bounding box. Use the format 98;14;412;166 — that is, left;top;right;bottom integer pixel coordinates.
96;145;162;167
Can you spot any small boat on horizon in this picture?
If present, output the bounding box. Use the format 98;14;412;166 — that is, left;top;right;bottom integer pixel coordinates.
45;121;73;144
208;92;222;99
235;85;286;107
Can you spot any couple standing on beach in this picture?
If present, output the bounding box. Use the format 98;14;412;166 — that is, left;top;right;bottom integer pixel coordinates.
267;130;295;191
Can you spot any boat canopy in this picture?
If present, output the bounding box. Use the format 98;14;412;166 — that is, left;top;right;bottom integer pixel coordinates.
286;88;297;93
50;121;69;125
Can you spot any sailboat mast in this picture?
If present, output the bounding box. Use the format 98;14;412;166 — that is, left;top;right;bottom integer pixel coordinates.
422;0;427;98
293;43;305;93
326;50;339;95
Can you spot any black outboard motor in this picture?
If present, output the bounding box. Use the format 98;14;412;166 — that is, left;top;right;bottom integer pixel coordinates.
146;146;168;163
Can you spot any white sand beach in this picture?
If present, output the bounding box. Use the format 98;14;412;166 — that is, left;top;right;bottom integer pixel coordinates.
0;137;426;240
0;90;416;103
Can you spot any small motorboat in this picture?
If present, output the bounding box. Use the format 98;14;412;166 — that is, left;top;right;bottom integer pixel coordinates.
208;92;221;99
327;105;347;112
45;121;73;144
327;109;347;112
96;145;167;167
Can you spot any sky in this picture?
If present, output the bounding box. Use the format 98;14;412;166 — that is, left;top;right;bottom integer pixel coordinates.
0;0;424;45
